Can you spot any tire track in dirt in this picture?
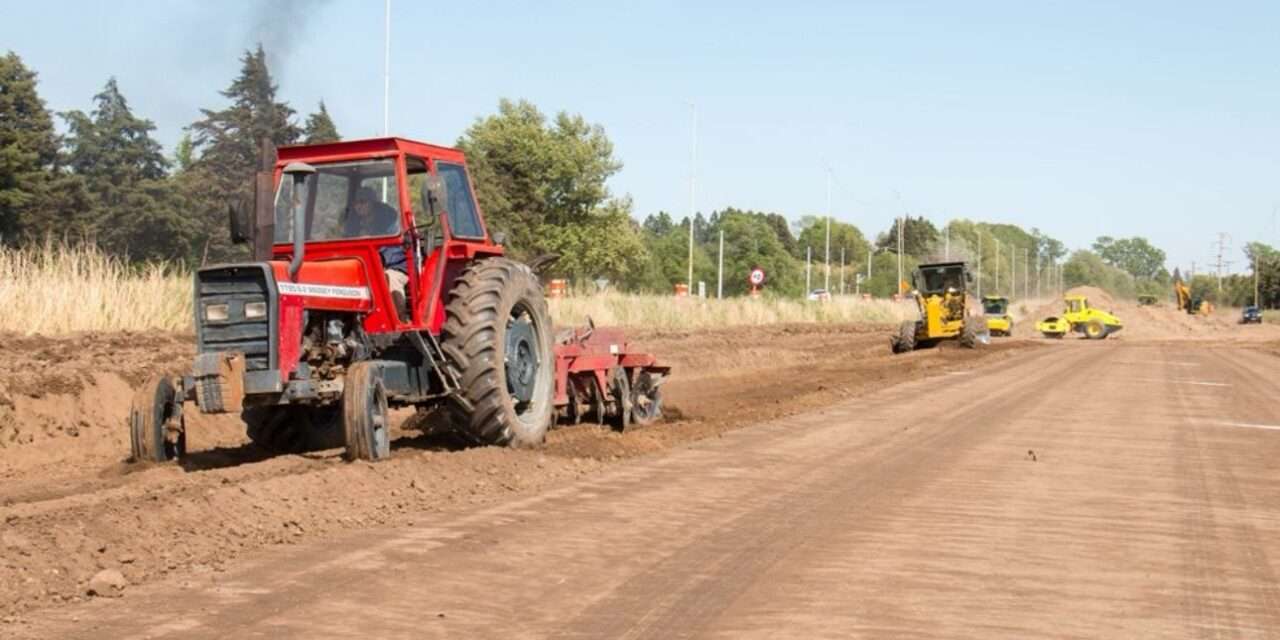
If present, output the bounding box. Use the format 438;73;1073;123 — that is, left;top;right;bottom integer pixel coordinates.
0;325;1034;618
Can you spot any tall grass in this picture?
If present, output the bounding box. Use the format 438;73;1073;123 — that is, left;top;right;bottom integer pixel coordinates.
548;292;914;330
0;243;916;334
0;243;191;334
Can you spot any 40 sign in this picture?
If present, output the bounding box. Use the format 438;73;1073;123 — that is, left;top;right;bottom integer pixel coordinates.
748;267;766;292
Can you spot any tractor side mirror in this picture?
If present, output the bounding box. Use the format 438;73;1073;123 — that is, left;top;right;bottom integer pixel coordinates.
492;231;507;246
228;200;249;244
423;175;448;219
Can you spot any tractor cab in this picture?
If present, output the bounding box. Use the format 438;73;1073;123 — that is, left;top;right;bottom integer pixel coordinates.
252;138;503;336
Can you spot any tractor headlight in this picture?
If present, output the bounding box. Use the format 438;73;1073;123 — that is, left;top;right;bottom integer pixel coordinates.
204;303;229;322
244;301;267;319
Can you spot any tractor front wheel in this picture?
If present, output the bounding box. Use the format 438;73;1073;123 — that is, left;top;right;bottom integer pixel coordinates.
442;258;554;447
343;361;391;462
129;375;185;463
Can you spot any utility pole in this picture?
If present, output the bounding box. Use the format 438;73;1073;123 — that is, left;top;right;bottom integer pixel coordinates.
976;234;982;297
686;102;697;289
839;247;845;295
717;229;724;299
1011;244;1016;300
944;225;950;260
824;167;832;292
995;239;1000;294
1035;253;1041;300
896;216;904;296
380;0;392;201
1255;249;1260;308
805;246;812;293
383;0;391;136
868;247;876;293
1023;247;1029;301
1212;232;1231;292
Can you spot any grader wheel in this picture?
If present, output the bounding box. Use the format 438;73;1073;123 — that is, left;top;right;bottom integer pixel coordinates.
891;321;918;354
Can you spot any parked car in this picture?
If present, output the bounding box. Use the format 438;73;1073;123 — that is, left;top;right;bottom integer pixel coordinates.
1241;305;1263;324
807;288;832;302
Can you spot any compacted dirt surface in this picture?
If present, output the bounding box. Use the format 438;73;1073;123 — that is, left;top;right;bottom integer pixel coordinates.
0;323;1023;623
5;304;1280;638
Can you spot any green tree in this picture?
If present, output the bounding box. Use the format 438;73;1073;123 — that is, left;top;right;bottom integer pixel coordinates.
302;100;340;144
185;45;301;262
459;99;643;281
794;215;871;273
1092;236;1166;279
642;211;674;235
709;209;803;296
876;216;938;259
0;51;59;241
60;78;194;261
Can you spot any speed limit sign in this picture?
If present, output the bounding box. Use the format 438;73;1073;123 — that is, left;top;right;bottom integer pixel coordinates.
749;268;766;286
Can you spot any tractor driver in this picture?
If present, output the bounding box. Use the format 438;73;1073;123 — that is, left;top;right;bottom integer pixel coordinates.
347;186;410;320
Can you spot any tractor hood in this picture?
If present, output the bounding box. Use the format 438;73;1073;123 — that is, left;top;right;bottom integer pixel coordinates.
267;259;374;313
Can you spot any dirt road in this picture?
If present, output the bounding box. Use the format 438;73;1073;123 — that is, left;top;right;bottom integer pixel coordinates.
12;337;1280;638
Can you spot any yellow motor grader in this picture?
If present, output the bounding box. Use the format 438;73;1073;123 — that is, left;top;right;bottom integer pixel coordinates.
890;261;987;353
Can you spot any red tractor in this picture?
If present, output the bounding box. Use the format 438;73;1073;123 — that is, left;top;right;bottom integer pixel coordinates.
129;137;667;463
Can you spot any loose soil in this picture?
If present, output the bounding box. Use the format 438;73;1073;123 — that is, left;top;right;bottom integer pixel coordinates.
0;323;1029;617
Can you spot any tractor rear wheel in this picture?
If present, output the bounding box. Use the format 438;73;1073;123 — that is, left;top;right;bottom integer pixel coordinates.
891;321;917;354
442;258;554;447
343;361;391;462
129;375;184;463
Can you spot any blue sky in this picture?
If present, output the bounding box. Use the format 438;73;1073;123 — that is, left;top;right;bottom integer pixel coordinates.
5;0;1279;274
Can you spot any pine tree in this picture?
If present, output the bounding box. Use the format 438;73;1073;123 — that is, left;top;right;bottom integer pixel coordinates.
303;101;340;144
0;51;59;242
61;77;193;260
184;45;301;262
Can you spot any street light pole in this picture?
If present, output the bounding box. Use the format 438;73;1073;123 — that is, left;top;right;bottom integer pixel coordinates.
824;167;832;292
686;102;697;289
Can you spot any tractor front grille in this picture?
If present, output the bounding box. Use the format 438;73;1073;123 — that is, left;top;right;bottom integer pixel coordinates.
195;265;274;371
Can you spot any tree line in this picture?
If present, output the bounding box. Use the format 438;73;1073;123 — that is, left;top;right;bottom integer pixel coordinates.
5;46;1248;304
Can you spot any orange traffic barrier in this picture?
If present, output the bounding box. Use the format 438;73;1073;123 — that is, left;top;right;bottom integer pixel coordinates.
674;283;689;297
547;279;568;299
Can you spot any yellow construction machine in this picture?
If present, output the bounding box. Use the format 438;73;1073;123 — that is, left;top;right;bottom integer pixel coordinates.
1036;295;1123;339
891;261;988;353
982;295;1013;337
1174;277;1212;315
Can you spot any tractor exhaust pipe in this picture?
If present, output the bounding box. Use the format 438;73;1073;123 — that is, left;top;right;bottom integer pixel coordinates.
282;163;316;281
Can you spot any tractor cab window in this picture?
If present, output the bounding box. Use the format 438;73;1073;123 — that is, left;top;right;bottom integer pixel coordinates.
983;298;1007;315
273;159;401;243
435;162;485;239
1068;299;1084;313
